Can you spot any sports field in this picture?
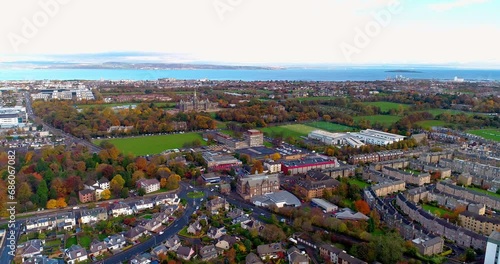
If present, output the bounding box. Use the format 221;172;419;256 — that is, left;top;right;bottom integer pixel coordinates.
93;132;206;155
260;124;316;138
353;115;401;126
306;121;354;132
362;101;410;112
468;129;500;142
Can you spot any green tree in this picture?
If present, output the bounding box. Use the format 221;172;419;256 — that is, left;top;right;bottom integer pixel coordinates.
36;180;48;208
371;232;404;264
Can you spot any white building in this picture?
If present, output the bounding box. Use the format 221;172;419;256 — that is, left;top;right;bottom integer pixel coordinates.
308;130;365;148
352;129;405;146
136;179;160;194
109;202;133;217
486;231;500;264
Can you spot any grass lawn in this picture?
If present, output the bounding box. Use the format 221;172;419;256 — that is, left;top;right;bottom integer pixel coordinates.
468;129;500;142
93;132;206;156
98;234;108;241
65;236;77;247
362;101;410;112
142;214;153;219
421;204;451;216
79;235;92;249
259;124;316;139
422;109;475;116
415;120;452;129
306;121;355;132
466;186;500;199
353;115;401;126
348;178;370;188
187;191;204;199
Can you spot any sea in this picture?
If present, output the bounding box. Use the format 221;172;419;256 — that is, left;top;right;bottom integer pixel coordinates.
1;67;500;81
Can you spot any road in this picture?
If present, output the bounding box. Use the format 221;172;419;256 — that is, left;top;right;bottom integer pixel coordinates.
24;93;102;154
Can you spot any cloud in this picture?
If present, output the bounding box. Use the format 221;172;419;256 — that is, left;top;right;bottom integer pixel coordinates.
428;0;489;12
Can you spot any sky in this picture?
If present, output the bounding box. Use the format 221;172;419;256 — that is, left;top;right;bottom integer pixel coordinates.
0;0;499;67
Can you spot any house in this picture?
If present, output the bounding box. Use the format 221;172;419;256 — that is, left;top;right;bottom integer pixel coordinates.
246;252;265;264
136;178;160;194
152;211;170;224
65;245;88;264
287;247;310;264
153;193;179;206
164;235;181;251
187;220;202;235
129;254;151;264
78;189;95;203
232;215;251;225
22;255;59;264
207;226;227;240
16;239;44;262
55;212;76;231
125;226;148;242
105;234;126;251
141;218;162;233
319;244;367;264
241;219;262;230
216;235;239;252
89;239;107;257
176;246;195;260
151;244;168;258
207;197;229;214
227;208;244;219
80;207;108;225
109;202;133;217
257;243;285;260
132;200;154;213
199;245;218;261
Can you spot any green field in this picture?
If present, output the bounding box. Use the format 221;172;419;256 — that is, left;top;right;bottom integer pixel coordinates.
187;191;204;199
306;121;355;132
65;236;77;247
259;124;316;138
77;102;175;109
416;120;452;129
347;178;370;188
353;115;401;126
421;204;451;216
420;109;476;116
93;133;206;155
296;96;335;101
468;129;500;142
362;101;410;112
466;186;500;199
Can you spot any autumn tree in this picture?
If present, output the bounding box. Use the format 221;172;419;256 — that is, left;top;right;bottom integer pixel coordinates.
251;160;264;174
355;200;370;215
166;174;181;190
160;178;167;189
101;189;111;200
17;182;33;203
270;152;281;161
46;199;57;209
56;197;67;208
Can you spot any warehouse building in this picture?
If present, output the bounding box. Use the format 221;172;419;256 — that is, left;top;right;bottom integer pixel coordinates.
311;198;338;212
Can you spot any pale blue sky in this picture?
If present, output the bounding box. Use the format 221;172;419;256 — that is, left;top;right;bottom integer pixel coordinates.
1;0;499;67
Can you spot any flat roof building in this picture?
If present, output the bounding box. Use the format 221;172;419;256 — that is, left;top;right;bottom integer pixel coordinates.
311;198;338;212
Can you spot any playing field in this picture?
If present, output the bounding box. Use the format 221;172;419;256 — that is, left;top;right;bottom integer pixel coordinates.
362;101;410;112
468;129;500;142
416;120;452;129
306;121;354;132
420;109;476;116
93;132;206;155
259;124;316;138
353;115;401;126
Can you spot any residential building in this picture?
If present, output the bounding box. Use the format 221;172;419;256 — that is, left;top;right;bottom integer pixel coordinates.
109;202;133;217
199;245;218;261
207;226;227;239
78;189;95;203
105;234;126;251
164;235;181;251
16;239;43;262
80;207;108;225
129;254;151;264
151;245;168;258
132;200;154;213
246;252;265;264
125;226;148;242
64;245;88;264
287;246;310;264
187;220;202;235
89;240;107;257
207;197;229;214
257;243;285;260
319;244;367;264
411;237;444;256
176;246;195;260
136;178;160;194
459;211;500;235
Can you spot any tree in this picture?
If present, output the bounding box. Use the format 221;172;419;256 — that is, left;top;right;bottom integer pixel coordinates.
37;180;49;207
225;248;236;264
56;197;67;208
371;232;404;264
160;178;167;189
17;182;33;203
101;189;111;200
251;160;264;174
355;200;370;215
270;152;281;161
46;199;57;209
465;248;476;262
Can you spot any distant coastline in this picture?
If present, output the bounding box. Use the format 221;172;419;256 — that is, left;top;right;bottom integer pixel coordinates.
385;70;422;73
